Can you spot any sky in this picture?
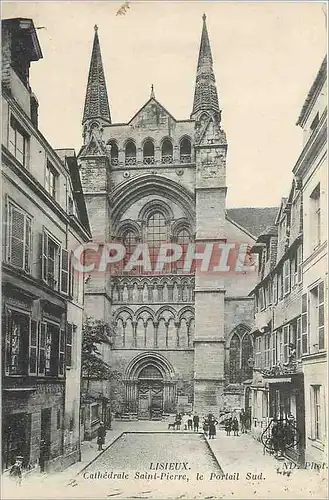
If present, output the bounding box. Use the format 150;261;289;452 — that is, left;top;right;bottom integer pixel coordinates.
2;1;327;207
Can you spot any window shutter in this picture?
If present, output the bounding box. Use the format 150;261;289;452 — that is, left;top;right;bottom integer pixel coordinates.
318;281;325;350
42;232;48;281
24;217;32;273
297;317;302;359
69;250;74;297
9;206;25;268
66;323;73;368
38;322;47;375
29;320;38;375
59;328;65;376
301;293;308;354
60;248;69;294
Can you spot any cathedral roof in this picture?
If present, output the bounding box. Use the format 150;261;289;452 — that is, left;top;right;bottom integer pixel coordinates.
227;207;279;239
82;25;111;125
191;14;220;117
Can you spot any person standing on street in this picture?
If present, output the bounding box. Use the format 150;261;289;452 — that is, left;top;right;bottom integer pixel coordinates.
240;409;247;434
97;422;106;451
9;456;23;486
187;414;193;431
232;416;239;436
208;416;218;439
193;413;199;432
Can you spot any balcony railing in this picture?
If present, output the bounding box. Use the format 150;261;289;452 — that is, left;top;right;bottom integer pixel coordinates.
161;155;173;164
111;158;119;166
180;154;192;164
261;360;298;377
125;157;136;166
143;156;155;165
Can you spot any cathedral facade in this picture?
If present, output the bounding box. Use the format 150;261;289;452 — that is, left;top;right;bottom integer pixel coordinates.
78;17;262;418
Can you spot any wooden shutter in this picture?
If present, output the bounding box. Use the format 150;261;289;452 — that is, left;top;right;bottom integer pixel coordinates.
296;317;302;359
59;328;65;376
66;323;73;368
318;281;325;350
38;322;47;375
9;205;25;268
24;217;32;273
60;249;69;294
4;309;12;376
301;293;308;355
42;231;48;281
29;320;38;375
69;250;74;297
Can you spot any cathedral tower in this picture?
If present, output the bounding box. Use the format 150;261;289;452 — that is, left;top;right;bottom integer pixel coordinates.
192;14;228;414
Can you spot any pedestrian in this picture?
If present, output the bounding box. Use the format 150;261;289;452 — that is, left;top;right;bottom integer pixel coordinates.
203;419;209;438
9;456;23;486
193;413;199;432
225;417;232;436
187;413;193;431
208;416;218;439
97;421;106;451
240;409;247;434
182;413;189;431
175;413;182;430
232;416;239;436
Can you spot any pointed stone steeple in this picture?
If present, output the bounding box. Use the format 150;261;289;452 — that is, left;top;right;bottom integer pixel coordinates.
82;25;111;126
191;14;220;119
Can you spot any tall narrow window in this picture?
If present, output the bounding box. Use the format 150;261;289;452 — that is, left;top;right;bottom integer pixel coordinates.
45;161;58;199
5;311;29;376
176;229;190;273
9;116;29;166
180;138;191;163
7;202;31;273
310;184;321;249
283;260;290;295
229;334;240;383
122;229;138;273
312;385;321;441
143;140;155;165
161;139;173;164
108;140;118;166
146;212;167;274
283;325;290;363
125;140;136;165
241;334;253;380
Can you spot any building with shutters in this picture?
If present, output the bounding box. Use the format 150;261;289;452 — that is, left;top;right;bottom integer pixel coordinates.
78;18;278;421
293;56;327;466
249;56;327;466
1;18;91;472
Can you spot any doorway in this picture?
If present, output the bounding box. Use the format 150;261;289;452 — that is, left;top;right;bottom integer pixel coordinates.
137;365;164;419
40;408;51;472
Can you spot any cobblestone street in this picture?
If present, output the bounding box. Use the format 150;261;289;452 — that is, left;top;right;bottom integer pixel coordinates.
2;421;327;499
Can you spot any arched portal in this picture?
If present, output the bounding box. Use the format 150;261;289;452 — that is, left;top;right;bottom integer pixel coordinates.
124;352;176;419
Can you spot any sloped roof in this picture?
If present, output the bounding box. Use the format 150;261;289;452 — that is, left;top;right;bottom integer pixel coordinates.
227;207;279;239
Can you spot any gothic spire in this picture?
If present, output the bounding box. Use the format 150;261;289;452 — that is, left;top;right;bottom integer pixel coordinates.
82;25;111;125
191;14;220;118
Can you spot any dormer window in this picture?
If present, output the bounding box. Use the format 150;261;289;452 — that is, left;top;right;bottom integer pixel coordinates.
9;116;29;166
45;161;58;199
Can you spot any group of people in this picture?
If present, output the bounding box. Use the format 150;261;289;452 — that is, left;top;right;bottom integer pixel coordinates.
172;412;200;431
202;414;218;439
223;409;249;437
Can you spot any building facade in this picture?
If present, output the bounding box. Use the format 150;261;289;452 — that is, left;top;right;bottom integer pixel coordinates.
78;18;276;419
1;18;91;472
249;55;327;466
293;56;327;465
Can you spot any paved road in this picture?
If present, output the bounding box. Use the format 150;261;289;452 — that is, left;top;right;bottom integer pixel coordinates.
72;432;223;498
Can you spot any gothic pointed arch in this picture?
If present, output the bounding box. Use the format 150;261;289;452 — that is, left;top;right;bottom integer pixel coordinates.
111;174;194;225
138;199;174;222
156;305;177;322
